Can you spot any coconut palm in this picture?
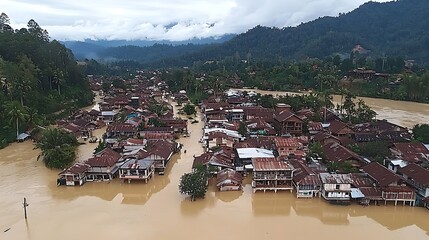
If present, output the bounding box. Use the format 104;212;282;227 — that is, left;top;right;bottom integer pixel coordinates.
5;101;28;139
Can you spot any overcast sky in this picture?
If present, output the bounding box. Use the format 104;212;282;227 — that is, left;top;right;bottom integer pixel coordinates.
1;0;390;41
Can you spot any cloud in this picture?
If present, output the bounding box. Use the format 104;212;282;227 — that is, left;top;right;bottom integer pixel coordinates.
0;0;390;41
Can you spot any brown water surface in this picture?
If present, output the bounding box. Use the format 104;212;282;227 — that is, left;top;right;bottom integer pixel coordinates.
1;97;429;240
234;88;429;128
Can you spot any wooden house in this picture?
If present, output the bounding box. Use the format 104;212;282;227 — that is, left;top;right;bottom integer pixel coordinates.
85;148;122;181
216;169;243;191
273;110;303;135
274;137;306;159
252;158;294;192
362;162;415;206
398;163;429;199
319;173;352;203
289;160;321;198
106;123;137;139
119;159;155;183
57;163;90;186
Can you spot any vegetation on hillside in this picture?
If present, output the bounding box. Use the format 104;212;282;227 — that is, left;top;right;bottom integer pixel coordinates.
0;13;93;147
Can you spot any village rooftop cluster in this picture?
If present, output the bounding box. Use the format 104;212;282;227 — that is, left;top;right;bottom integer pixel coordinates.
56;70;429;209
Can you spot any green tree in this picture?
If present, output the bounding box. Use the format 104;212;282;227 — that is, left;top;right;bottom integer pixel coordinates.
182;103;196;115
5;101;28;139
238;122;248;136
179;166;209;201
412;124;429;144
36;128;78;169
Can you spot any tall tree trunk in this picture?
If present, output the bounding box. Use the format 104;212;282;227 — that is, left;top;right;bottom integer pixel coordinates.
16;117;19;139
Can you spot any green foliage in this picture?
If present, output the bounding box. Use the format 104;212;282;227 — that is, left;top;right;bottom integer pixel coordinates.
0;14;92;148
42;144;76;169
412;124;429;144
309;142;324;159
349;141;389;164
94;139;107;154
328;161;358;173
238;122;248;136
182;103;196;115
36;128;79;169
179;165;209;201
147;118;166;127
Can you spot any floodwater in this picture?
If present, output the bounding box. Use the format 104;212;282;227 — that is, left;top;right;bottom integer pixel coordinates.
1;98;429;240
234;88;429;128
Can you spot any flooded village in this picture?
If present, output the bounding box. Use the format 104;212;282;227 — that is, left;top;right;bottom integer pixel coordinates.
2;70;429;240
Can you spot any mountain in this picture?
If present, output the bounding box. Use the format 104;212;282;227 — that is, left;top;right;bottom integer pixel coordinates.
63;35;235;60
178;0;429;65
66;0;429;65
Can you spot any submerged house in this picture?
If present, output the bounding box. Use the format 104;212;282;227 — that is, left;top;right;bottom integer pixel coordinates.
362;162;416;206
57;163;90;186
85;148;122;181
216;168;243;191
252;158;294;192
319;173;352;203
119;159;155;183
289;160;321;198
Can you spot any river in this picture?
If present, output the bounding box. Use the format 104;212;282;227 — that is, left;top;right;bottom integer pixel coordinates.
234;88;429;128
1;96;429;240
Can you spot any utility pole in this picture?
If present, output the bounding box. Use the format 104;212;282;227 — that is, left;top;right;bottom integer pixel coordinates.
23;198;29;219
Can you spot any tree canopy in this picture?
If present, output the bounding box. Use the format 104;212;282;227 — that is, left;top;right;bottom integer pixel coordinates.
0;13;93;147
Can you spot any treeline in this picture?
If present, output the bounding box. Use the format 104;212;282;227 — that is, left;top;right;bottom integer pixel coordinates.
0;13;92;147
82;0;429;68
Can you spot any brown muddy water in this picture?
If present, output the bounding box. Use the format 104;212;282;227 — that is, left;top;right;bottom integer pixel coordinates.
235;89;429;128
1;98;429;240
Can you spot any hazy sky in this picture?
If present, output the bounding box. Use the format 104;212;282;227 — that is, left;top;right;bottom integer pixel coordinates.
1;0;390;41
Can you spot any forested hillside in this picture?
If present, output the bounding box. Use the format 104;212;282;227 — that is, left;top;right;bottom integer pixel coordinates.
0;13;92;147
85;0;429;66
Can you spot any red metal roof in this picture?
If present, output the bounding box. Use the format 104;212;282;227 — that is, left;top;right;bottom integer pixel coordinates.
398;163;429;186
362;162;403;187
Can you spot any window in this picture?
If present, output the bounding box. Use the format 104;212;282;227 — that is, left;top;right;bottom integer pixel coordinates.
336;184;340;190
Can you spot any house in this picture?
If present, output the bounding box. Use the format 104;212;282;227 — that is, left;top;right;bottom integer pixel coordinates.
216;168;243;191
390;142;429;164
322;142;365;169
289;160;322;198
135;140;179;173
57;163;90;186
350;173;382;205
119;158;155;183
206;131;236;149
192;146;235;171
274;137;306;159
246;118;276;136
160;119;188;133
398;163;429;199
252;158;294;192
101;110;117;124
235;148;275;171
85;148;122;181
273;110;303;135
362;162;416;206
328;120;354;137
106;123;138;139
225;108;245;121
319;173;352;203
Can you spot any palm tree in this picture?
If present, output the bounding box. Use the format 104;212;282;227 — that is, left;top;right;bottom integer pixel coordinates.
6;101;28;139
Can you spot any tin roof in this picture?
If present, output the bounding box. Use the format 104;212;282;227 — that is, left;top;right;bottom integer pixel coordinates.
236;148;275;159
398;163;429;186
362;162;403;187
252;158;293;171
319;173;352;184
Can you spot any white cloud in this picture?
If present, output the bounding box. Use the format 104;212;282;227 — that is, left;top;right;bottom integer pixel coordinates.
0;0;390;41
